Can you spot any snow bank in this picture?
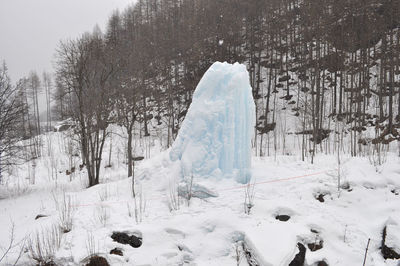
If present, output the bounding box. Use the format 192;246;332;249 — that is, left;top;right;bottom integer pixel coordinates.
170;62;255;183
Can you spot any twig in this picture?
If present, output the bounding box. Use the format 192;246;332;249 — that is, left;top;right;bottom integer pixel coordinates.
362;238;371;266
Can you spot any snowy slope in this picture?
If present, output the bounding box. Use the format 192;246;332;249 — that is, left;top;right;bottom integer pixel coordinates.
1;135;400;266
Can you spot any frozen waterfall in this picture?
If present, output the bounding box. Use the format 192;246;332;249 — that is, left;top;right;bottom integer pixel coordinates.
169;62;255;183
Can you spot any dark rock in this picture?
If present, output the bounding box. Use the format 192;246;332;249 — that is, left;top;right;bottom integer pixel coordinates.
111;232;142;248
276;215;291;222
110;248;123;256
241;241;260;266
35;214;47;220
381;226;400;260
289;243;306;266
391;189;399;195
316;194;325;203
85;256;110;266
43;261;57;266
316;261;329;266
308;240;324;252
310;229;319;234
315;192;331;202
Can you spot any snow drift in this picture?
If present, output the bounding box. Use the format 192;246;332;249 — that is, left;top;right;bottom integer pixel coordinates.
170;62;255;183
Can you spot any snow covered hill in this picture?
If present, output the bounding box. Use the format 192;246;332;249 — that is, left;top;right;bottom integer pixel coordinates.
0;130;400;265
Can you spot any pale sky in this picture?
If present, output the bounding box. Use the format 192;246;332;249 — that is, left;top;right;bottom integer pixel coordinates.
0;0;134;83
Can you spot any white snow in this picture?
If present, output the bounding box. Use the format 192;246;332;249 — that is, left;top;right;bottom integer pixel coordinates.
0;63;400;265
170;62;255;183
1;132;400;266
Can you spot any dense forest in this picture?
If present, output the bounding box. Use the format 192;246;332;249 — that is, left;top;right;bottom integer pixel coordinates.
2;0;400;186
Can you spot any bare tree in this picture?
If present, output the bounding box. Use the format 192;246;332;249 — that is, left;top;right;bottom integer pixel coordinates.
0;62;27;182
28;72;41;136
56;29;117;187
43;72;53;132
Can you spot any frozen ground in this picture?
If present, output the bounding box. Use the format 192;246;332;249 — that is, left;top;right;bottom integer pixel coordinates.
1;133;400;265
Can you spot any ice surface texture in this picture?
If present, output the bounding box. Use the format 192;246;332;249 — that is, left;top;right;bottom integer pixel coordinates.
170;62;255;183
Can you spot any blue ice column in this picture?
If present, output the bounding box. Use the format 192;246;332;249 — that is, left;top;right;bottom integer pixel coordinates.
169;62;255;183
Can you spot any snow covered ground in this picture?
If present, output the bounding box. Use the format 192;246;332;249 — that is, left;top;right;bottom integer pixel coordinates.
1;133;400;265
1;62;400;266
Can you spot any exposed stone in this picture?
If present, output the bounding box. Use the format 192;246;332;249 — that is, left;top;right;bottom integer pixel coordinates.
315;192;330;202
110;248;123;256
316;261;329;266
289;243;306;266
381;226;400;260
35;214;47;220
316;194;325;202
111;232;142;248
85;256;109;266
241;241;260;266
308;240;323;252
276;215;291;222
43;261;57;266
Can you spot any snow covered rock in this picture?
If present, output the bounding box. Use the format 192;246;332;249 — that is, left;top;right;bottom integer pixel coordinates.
53;118;75;132
170;62;255;183
178;183;219;199
382;221;400;260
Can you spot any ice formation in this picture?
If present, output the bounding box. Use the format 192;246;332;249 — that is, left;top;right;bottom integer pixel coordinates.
169;62;255;183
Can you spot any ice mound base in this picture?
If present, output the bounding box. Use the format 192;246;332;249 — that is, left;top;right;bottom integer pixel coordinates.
170;62;255;183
